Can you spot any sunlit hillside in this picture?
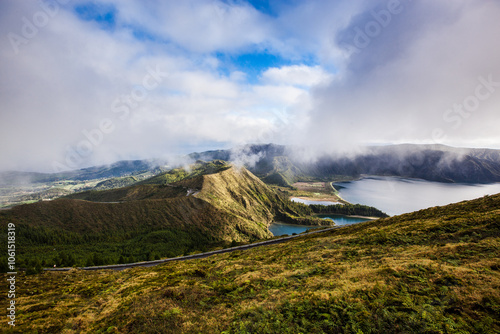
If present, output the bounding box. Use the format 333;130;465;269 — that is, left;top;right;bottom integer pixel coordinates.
3;193;499;333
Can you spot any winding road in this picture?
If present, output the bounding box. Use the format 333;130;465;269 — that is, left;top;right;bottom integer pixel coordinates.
44;226;341;272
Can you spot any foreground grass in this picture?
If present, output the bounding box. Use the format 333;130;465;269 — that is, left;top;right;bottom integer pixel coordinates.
2;194;500;333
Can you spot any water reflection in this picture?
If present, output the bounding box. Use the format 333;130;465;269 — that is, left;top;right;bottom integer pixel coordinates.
268;222;315;237
334;176;500;216
269;215;372;236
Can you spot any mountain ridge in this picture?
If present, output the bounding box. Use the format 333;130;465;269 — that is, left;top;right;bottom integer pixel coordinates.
0;161;323;268
3;143;500;209
194;143;500;184
4;143;500;186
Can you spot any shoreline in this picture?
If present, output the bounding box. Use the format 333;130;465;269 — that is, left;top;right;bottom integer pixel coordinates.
314;213;380;220
293;196;343;204
270;221;333;227
290;180;349;204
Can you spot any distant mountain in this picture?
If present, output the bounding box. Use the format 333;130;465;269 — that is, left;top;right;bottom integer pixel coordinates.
1;161;321;267
309;144;500;184
3;143;500;187
190;144;500;185
0;159;168;185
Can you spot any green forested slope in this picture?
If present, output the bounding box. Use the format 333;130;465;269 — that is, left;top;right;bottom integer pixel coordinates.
0;163;323;268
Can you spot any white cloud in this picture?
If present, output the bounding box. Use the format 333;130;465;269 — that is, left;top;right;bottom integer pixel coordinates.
0;0;499;172
0;0;293;171
104;0;273;53
295;0;500;152
261;65;332;87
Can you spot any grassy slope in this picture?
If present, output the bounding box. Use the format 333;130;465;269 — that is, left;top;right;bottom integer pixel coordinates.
63;160;231;202
3;194;499;333
198;167;310;227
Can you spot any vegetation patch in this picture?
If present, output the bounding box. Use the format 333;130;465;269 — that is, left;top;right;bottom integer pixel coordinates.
0;163;331;270
1;194;499;333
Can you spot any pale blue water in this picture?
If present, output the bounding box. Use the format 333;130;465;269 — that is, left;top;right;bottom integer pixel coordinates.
268;223;316;236
334;177;500;216
269;215;372;236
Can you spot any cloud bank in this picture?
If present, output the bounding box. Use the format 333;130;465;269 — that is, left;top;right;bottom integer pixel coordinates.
305;0;500;152
0;0;499;172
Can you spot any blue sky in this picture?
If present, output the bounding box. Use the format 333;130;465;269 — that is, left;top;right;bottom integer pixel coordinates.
245;0;277;16
74;2;117;30
217;52;292;84
1;0;500;171
73;0;319;84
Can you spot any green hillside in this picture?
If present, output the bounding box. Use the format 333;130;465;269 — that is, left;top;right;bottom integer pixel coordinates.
63;160;232;202
93;176;139;190
2;193;499;333
136;159;231;185
0;162;323;268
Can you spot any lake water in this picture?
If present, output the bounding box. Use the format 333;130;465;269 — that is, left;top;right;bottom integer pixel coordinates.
268;222;317;236
317;214;372;226
269;215;371;236
334;176;500;216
